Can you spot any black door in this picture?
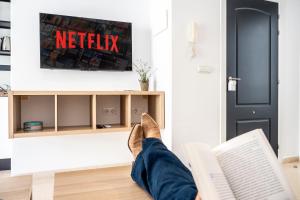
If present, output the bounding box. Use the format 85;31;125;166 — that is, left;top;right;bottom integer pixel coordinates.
227;0;278;154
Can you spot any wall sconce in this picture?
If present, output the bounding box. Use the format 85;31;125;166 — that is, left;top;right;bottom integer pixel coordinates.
187;22;198;58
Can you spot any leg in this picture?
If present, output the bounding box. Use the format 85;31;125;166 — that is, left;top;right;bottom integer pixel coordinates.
131;138;198;200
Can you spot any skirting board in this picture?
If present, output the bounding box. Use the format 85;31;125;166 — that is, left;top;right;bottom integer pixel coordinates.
0;158;11;171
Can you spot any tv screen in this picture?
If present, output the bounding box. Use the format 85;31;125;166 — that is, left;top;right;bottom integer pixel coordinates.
39;13;132;71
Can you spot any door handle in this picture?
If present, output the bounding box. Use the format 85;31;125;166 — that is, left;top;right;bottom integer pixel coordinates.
228;76;241;81
228;76;241;92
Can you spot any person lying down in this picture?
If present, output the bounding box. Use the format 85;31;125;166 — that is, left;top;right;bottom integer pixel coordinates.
128;113;295;200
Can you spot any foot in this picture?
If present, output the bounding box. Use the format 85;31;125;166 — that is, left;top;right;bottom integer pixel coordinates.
128;124;143;159
141;113;161;139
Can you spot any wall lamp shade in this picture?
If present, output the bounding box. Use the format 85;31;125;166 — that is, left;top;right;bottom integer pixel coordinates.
187;22;198;58
187;22;197;43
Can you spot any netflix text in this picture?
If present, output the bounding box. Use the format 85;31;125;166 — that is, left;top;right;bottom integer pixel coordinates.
55;30;119;53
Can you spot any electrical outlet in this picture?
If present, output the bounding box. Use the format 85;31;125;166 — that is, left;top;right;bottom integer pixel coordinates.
131;96;149;123
103;107;115;114
132;108;138;115
103;108;109;113
110;108;116;114
97;96;121;125
197;65;214;73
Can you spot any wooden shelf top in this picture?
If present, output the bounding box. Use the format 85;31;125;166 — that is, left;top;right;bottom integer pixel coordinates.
9;90;164;96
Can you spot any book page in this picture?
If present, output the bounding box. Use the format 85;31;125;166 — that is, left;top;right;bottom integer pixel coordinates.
214;129;295;200
183;144;236;200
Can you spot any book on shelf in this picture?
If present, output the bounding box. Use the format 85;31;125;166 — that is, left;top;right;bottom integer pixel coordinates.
182;129;295;200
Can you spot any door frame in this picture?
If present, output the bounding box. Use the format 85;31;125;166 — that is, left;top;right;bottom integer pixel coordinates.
220;0;281;150
220;0;227;144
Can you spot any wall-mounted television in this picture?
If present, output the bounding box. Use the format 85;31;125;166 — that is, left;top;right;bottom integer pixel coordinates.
40;13;132;71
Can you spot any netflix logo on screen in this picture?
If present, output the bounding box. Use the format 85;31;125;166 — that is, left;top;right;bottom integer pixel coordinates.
56;31;119;53
40;13;132;71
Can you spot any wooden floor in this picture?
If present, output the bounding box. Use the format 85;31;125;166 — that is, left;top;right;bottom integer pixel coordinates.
0;171;32;200
283;161;300;199
54;166;151;200
0;163;299;200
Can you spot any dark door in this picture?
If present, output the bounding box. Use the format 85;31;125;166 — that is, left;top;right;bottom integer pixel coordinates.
227;0;278;154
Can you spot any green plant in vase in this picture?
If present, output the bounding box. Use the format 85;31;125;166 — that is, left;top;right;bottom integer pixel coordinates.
133;59;154;91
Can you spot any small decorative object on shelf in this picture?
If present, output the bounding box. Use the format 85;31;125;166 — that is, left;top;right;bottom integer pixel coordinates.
96;124;112;129
133;59;155;91
23;121;43;132
1;36;10;51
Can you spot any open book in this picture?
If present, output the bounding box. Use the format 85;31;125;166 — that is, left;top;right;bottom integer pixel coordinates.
183;129;295;200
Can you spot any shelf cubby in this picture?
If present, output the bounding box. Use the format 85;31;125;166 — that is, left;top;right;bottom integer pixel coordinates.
11;95;55;136
57;95;93;132
131;94;164;128
9;91;164;138
96;95;130;131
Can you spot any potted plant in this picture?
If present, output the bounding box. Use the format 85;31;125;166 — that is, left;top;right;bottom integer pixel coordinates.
133;59;154;91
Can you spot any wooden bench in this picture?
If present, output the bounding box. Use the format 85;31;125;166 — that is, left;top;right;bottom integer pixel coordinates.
54;165;151;200
0;171;32;200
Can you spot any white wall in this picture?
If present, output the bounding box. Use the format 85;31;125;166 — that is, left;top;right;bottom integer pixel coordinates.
150;0;173;148
172;0;221;157
12;133;131;174
11;0;153;175
277;0;300;159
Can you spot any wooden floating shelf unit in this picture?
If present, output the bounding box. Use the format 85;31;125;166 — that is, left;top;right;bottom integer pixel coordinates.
9;91;165;138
